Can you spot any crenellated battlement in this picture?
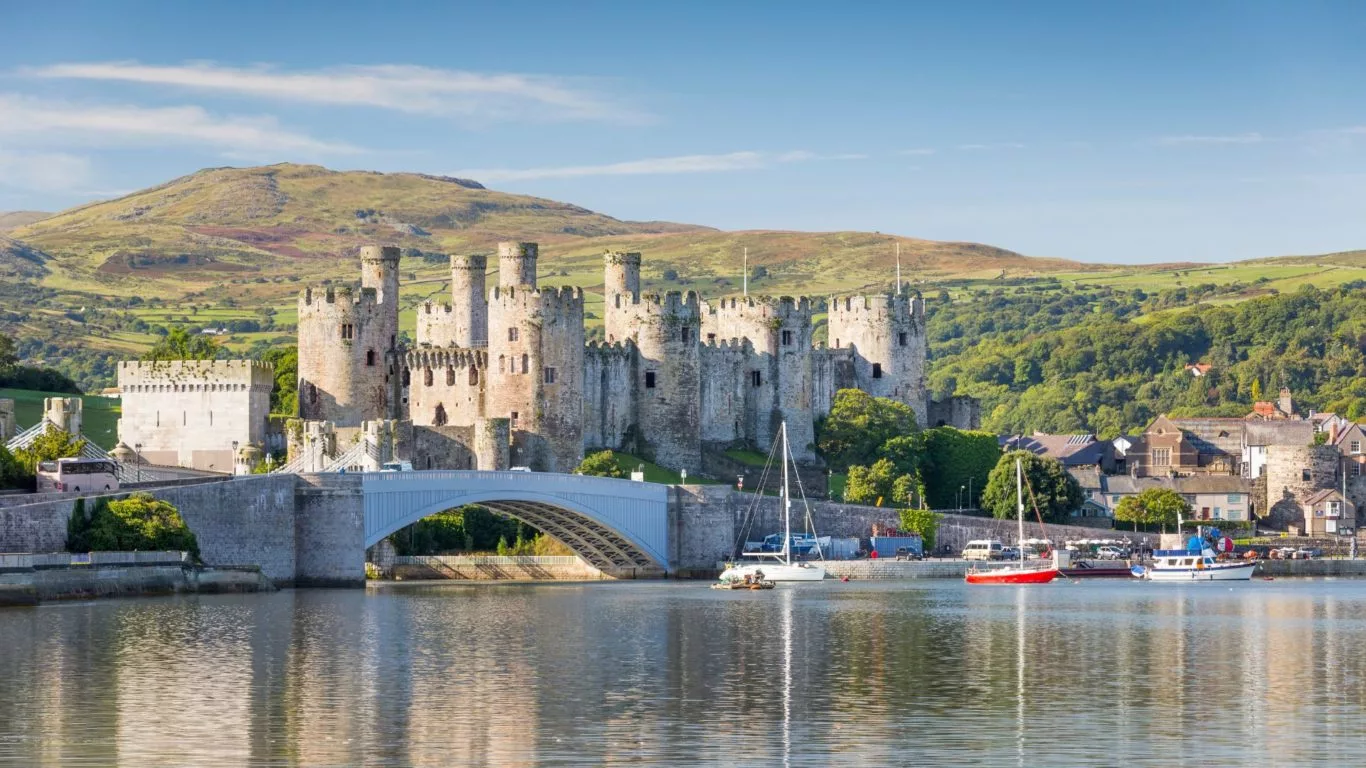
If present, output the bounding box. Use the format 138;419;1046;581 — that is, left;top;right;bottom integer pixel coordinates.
451;253;488;270
827;291;925;321
300;284;381;307
488;284;585;313
622;289;701;313
703;294;814;325
118;358;275;391
603;250;641;266
585;338;637;360
404;347;488;371
421;300;453;315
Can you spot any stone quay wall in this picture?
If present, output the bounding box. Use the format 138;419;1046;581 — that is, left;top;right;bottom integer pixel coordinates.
389;555;608;581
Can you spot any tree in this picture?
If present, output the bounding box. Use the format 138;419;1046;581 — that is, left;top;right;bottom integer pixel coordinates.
1251;378;1263;403
980;450;1084;524
13;426;85;476
1113;487;1190;531
0;445;27;490
575;450;625;478
142;326;220;361
898;508;941;549
843;459;896;506
816;389;918;471
85;494;199;557
66;497;91;552
919;427;999;509
880;433;925;478
0;332;16;376
262;346;298;415
662;268;679;281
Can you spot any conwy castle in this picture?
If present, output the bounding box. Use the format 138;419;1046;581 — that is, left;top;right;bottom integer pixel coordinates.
111;242;975;478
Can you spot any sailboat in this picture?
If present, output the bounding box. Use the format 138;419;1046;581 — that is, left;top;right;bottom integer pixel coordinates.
965;458;1059;585
718;422;827;583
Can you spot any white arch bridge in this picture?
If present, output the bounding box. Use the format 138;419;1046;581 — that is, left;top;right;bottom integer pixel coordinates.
362;471;671;573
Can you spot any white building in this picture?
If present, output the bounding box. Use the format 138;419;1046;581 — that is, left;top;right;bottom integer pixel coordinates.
116;360;274;472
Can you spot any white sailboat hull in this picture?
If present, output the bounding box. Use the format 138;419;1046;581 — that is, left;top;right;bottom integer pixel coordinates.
720;562;826;582
1143;561;1257;581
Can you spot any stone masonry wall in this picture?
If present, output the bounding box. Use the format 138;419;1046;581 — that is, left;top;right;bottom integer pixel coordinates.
1265;444;1340;530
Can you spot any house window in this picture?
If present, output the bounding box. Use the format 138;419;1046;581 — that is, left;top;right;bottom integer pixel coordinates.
1227;494;1241;504
751;370;762;387
872;363;883;379
366;349;376;367
446;367;455;386
1353;440;1362;455
645;371;656;389
544;367;557;385
681;327;692;344
424;368;433;387
1153;448;1171;467
1329;501;1342;517
508;327;519;342
1213;507;1222;519
898;332;907;347
781;330;793;346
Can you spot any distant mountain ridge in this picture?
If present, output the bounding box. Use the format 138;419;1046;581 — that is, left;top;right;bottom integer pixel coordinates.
0;211;50;232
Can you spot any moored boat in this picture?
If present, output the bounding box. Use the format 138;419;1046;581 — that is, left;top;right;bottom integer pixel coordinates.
1131;549;1256;581
966;458;1059;585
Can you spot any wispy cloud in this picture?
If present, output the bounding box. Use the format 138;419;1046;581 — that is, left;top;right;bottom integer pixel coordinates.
1157;132;1266;146
0;151;94;192
456;150;861;182
0;94;358;156
27;61;646;124
898;148;936;155
957;142;1025;150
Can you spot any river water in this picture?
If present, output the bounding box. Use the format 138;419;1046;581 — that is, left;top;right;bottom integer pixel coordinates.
1;579;1364;766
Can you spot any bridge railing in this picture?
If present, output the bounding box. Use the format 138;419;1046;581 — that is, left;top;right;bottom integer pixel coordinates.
393;555;584;566
359;469;668;488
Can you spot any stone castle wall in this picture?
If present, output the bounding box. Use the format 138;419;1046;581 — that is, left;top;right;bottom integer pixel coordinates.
1265;444;1340;530
827;291;928;424
583;340;636;451
117;360;274;470
404;348;486;428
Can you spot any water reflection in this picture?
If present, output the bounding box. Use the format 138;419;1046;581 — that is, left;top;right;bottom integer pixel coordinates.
4;581;1366;765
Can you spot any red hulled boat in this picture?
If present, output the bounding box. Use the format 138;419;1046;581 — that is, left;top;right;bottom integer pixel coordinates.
965;458;1059;585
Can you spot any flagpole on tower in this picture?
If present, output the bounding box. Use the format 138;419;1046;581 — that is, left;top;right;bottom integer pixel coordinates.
743;246;749;297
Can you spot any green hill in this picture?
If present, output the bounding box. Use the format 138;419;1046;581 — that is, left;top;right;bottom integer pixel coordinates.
0;211;50;232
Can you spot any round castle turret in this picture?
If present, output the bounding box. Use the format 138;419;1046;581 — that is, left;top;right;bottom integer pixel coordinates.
604;250;642;303
297;245;401;426
416;253;488;348
498;242;539;288
826;290;927;424
608;290;702;472
486;283;585;472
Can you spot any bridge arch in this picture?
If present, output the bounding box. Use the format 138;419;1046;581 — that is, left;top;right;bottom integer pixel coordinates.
361;471;671;572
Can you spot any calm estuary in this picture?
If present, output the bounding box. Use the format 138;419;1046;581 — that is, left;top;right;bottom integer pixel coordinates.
1;579;1364;766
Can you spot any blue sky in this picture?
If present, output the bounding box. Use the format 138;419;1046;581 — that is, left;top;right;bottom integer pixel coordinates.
3;0;1366;263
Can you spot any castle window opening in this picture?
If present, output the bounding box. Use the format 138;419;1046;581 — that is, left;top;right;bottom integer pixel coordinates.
614;295;621;308
1303;469;1312;481
898;332;908;347
872;363;883;379
707;333;716;343
645;371;657;389
391;335;396;348
681;327;692;344
446;367;456;386
469;367;479;385
499;356;505;374
366;350;376;367
521;354;529;374
183;411;187;426
834;338;840;348
782;330;792;346
209;411;213;426
341;324;354;340
511;411;519;427
401;369;411;387
156;411;160;427
424;368;434;387
509;327;519;342
751;370;762;387
544;367;557;385
434;403;448;426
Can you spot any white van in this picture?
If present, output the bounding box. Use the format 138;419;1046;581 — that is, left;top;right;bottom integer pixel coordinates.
962;540;1004;561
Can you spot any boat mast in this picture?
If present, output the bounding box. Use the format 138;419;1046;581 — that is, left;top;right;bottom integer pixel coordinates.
1016;458;1024;549
781;421;791;566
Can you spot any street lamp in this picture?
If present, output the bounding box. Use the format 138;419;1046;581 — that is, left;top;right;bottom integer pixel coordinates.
134;443;142;483
967;478;974;510
959;484;966;511
232;441;239;476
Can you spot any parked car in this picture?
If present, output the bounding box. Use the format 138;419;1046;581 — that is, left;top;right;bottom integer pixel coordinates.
963;540;1005;561
1096;546;1126;560
999;546;1021;561
894;546;921;561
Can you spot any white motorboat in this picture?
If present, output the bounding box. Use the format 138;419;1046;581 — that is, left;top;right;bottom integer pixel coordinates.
1131;548;1257;581
718;421;826;583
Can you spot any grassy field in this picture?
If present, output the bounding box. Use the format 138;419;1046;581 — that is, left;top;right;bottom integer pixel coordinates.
607;451;719;485
2;388;121;449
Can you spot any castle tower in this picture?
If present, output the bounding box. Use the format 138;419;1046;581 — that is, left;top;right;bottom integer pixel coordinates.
826;290;928;425
604;251;641;303
474;417;511;470
360;245;401;349
486;281;585;472
611;291;702;472
498;242;538;288
297;245;401;426
451;254;488;346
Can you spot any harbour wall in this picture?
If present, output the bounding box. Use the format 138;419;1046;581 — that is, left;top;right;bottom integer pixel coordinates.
0;563;273;606
388;555;609;581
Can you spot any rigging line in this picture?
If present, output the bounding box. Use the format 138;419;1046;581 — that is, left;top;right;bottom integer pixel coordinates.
1020;466;1051;543
787;444;825;561
731;432;782;558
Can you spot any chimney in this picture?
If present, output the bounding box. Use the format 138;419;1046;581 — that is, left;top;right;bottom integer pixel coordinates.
1330;422;1340;447
1279;387;1294;417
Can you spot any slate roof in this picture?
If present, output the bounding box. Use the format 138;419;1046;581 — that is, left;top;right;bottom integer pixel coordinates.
1243;420;1314;447
1169;475;1253;494
1166;418;1246;456
1005;432;1108;466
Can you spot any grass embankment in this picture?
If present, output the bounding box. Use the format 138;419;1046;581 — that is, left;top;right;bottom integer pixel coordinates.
1;388;121;449
607;451;719;485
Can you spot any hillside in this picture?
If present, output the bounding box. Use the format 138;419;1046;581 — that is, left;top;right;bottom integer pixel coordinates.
0;211;49;232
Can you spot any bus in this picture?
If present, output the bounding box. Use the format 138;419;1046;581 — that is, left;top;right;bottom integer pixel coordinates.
36;458;120;493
